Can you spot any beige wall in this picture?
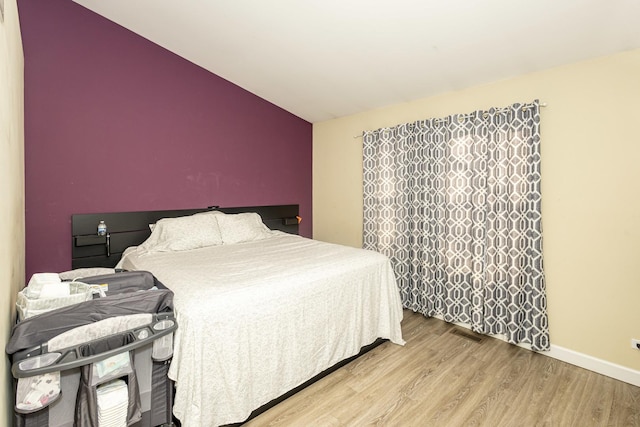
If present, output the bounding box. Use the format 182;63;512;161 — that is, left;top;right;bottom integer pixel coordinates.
0;0;25;424
313;49;640;371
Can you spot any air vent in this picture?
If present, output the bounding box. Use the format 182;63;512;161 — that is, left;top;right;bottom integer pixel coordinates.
450;328;483;343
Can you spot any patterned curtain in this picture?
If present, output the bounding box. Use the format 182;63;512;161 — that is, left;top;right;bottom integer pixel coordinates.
363;101;549;351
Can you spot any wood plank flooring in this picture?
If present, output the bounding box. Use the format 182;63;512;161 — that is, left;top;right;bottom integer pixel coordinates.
244;310;640;426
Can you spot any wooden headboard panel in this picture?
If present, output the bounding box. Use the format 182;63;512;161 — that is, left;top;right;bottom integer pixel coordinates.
71;205;299;269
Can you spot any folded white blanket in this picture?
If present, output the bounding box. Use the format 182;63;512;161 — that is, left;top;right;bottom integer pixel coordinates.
26;273;62;298
38;282;70;299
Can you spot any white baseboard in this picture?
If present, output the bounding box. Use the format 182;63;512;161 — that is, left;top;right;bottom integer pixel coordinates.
431;313;640;386
541;344;640;387
511;341;640;387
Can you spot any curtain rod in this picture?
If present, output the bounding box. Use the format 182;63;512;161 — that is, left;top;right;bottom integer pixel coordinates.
353;102;547;139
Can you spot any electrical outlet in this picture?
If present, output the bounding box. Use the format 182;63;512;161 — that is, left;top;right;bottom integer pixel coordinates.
631;339;640;350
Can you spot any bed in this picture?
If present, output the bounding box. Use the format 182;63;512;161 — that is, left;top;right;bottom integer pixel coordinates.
71;205;404;426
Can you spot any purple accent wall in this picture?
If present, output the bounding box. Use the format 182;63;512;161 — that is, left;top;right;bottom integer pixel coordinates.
19;0;312;278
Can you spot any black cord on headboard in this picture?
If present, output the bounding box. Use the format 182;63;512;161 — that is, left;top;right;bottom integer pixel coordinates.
71;205;299;269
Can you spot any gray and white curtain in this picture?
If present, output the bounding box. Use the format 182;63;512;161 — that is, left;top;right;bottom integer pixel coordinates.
363;100;549;351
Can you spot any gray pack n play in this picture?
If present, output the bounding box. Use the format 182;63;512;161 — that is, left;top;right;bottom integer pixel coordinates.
6;270;177;427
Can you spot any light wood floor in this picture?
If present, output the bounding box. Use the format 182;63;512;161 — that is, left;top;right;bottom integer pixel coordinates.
245;309;640;427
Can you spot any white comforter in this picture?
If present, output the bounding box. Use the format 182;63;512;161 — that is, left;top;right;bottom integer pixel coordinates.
118;233;404;426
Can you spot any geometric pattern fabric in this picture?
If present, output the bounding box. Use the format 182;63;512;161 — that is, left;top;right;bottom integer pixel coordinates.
363;100;549;351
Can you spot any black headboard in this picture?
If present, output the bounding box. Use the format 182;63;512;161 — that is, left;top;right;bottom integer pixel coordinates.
71;205;299;269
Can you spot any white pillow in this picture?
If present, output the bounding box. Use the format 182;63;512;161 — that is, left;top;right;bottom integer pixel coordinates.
148;209;223;232
138;213;223;253
216;212;272;244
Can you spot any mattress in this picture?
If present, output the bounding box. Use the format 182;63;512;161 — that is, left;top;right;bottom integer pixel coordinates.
117;233;404;426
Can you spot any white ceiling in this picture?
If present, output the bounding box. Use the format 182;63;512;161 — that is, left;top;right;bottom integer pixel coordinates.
72;0;640;123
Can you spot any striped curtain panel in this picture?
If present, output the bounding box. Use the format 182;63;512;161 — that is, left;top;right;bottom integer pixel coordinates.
363;100;549;351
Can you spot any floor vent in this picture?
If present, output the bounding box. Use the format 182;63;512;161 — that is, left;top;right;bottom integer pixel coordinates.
450;329;483;343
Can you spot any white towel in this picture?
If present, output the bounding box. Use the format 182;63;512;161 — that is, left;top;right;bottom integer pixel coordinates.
26;273;61;298
38;282;70;299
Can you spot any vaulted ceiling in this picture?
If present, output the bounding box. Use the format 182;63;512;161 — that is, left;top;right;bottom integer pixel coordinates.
72;0;640;122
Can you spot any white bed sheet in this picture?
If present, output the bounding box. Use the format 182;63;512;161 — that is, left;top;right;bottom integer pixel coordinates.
118;233;404;426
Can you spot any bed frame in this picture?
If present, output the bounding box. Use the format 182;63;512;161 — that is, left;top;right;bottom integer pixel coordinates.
70;204;385;425
71;204;300;269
